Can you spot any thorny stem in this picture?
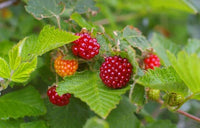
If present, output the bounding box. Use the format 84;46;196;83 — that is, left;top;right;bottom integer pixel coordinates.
157;99;200;122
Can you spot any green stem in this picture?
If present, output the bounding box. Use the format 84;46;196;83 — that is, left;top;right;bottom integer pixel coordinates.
129;76;137;101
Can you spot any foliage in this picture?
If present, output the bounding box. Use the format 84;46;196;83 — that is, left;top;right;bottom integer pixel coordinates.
0;0;200;128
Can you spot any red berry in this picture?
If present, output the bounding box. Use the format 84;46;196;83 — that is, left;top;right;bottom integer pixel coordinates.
100;56;133;89
47;86;71;106
72;33;100;60
54;56;78;77
144;54;160;70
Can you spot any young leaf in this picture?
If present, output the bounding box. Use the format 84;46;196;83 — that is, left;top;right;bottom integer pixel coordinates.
106;97;141;128
137;66;188;95
20;121;47;128
45;97;91;128
151;33;182;66
0;119;23;128
11;57;37;83
9;44;21;71
123;25;151;51
0;57;10;79
167;51;200;93
184;39;200;57
83;117;109;128
57;71;129;119
70;12;94;30
25;0;65;20
0;86;46;119
37;25;79;56
131;84;145;106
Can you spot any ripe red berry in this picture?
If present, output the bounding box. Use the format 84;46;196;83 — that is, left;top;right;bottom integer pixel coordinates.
144;54;160;70
54;56;78;77
100;56;133;89
47;86;71;106
72;33;100;60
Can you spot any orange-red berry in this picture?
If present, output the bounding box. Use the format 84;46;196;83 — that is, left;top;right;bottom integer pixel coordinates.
54;56;78;77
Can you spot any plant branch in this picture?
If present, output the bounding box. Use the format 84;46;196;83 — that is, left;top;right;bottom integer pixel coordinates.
129;75;137;101
157;99;200;122
56;16;61;29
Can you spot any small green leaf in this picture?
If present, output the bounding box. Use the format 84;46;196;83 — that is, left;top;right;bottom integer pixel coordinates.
37;25;79;56
9;44;21;71
45;97;90;128
0;86;46;119
83;117;109;128
151;33;182;66
131;84;145;106
184;38;200;57
70;12;94;30
25;0;65;20
126;46;139;73
106;97;141;128
11;57;37;83
145;120;176;128
96;34;111;55
57;71;129;119
167;51;200;93
123;26;151;51
20;121;47;128
0;119;23;128
137;66;188;95
0;57;10;79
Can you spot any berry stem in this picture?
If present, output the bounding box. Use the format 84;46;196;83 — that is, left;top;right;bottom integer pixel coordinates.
129;75;137;101
157;99;200;122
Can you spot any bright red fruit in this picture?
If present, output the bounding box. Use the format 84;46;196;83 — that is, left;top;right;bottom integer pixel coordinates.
144;54;160;70
54;56;78;77
47;86;71;106
72;33;100;60
100;56;133;89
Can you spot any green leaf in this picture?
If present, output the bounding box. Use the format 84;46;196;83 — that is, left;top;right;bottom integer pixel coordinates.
131;84;145;106
96;34;111;55
20;121;47;128
11;57;37;83
25;0;65;20
0;86;46;119
45;97;91;128
0;41;14;59
167;51;200;93
106;97;141;128
74;0;98;14
83;117;109;128
37;25;79;56
123;26;151;51
126;46;139;73
145;120;176;128
137;66;188;95
0;119;23;128
184;38;200;57
151;33;182;66
0;57;10;79
9;44;21;71
57;71;129;119
70;12;94;30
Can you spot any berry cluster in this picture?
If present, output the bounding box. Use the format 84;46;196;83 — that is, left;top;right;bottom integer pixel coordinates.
144;54;160;70
47;86;71;106
100;56;133;89
72;33;100;60
54;56;78;77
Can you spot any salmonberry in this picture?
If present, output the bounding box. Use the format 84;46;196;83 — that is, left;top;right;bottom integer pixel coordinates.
100;56;133;89
47;86;71;106
144;54;160;70
72;32;100;60
54;56;78;77
147;88;160;101
164;93;184;107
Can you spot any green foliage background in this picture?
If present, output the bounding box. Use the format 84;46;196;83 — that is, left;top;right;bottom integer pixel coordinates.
0;0;200;128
